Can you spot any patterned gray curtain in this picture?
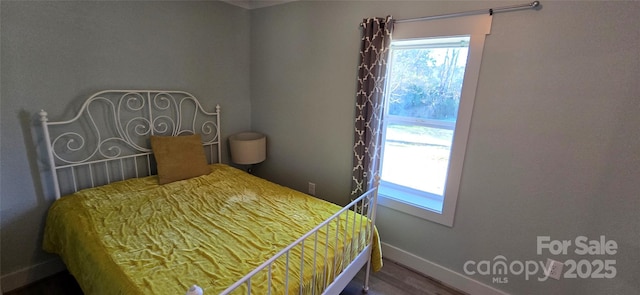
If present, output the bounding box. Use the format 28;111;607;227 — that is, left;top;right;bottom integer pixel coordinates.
351;16;393;197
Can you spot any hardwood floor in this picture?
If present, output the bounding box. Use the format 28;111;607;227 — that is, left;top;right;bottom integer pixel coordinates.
5;259;466;295
342;259;466;295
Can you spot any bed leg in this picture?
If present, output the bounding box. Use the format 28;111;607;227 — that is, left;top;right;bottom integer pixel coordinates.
362;257;372;293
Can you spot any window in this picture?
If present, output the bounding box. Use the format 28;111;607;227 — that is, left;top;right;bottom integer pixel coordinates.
380;36;468;212
377;15;492;226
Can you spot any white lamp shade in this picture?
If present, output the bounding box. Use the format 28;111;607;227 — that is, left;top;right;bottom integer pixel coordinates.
229;132;266;165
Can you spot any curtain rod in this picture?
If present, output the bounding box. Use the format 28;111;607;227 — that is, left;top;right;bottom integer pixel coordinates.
394;1;541;24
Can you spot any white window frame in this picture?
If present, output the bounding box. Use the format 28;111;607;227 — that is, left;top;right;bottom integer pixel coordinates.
377;14;492;227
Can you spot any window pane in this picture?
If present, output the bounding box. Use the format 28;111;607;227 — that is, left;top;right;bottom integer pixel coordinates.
381;123;453;196
387;44;469;122
381;38;469;198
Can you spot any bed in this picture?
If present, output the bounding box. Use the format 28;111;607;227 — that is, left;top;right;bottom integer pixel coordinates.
39;90;381;295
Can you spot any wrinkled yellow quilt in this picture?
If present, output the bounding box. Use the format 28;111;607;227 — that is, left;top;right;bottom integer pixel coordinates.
43;164;382;295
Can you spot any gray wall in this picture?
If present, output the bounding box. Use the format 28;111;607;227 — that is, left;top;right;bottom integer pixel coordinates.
251;1;639;294
2;1;639;294
1;0;250;283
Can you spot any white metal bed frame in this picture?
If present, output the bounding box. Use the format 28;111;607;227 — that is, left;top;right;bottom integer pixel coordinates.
39;90;379;295
40;90;222;199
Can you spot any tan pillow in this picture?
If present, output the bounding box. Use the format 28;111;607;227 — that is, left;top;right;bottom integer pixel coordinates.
150;134;211;184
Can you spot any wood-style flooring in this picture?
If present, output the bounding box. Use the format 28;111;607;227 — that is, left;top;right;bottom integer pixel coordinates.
342;259;466;295
5;258;466;295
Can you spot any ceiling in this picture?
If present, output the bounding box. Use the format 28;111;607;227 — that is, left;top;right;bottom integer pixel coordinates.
221;0;299;10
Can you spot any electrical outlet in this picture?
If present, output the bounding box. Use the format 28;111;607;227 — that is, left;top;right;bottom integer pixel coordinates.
545;258;564;280
308;182;316;196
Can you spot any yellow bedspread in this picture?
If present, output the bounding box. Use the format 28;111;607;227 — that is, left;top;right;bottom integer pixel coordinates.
43;164;382;295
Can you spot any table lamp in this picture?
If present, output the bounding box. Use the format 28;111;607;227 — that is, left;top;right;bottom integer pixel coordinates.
229;132;266;173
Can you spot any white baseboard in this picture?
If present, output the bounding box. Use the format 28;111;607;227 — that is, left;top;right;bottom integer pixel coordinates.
380;242;510;295
1;258;66;293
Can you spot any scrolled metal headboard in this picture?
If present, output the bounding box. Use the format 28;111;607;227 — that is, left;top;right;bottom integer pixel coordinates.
39;90;221;199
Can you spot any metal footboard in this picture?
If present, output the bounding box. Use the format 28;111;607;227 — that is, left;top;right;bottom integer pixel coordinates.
220;185;379;295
